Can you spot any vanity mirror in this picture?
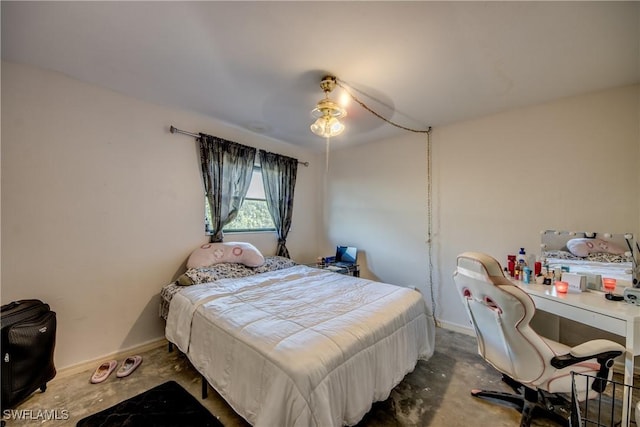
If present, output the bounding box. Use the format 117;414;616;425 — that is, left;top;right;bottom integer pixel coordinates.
540;230;638;289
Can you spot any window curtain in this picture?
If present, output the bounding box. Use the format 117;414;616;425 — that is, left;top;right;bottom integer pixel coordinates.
259;150;298;258
199;134;256;243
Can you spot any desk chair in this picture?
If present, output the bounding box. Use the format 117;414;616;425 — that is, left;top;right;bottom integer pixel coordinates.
453;252;624;427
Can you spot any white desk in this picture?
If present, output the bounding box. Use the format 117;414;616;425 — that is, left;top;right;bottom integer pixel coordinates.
515;281;640;424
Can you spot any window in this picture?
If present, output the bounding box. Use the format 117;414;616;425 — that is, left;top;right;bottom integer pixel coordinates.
205;166;275;233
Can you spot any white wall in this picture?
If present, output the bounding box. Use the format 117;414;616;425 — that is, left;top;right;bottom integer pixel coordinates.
1;62;323;369
327;84;639;331
324;134;430;293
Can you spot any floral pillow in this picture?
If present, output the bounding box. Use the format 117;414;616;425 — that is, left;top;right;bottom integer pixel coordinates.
176;256;297;286
585;252;633;264
544;250;582;260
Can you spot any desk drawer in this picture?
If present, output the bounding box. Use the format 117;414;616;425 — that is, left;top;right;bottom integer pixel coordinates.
534;297;626;337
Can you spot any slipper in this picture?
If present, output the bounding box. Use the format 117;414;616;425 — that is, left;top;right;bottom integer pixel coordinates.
90;360;118;384
116;355;143;378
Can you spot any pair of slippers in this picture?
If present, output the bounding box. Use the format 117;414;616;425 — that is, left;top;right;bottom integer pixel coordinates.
90;355;142;384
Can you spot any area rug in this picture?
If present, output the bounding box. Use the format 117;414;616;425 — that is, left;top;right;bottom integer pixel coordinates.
76;380;223;427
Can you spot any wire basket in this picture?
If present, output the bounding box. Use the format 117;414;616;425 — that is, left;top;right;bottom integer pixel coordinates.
571;372;640;427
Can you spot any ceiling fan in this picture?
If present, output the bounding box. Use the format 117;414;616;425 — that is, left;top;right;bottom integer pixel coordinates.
308;74;431;139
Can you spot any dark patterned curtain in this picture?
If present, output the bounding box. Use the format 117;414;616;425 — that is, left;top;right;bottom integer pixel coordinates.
259;150;298;258
199;134;256;243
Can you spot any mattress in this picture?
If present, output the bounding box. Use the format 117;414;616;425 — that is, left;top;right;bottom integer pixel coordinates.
165;264;435;426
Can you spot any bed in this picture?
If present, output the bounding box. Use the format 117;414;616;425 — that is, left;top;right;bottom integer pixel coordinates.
162;254;435;427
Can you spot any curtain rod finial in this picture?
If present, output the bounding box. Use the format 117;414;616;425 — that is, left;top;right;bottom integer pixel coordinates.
170;125;176;134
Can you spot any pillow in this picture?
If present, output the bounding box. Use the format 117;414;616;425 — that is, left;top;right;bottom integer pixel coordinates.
586;252;633;264
254;256;297;273
566;238;626;258
176;256;297;286
186;242;265;269
543;250;582;260
184;262;257;284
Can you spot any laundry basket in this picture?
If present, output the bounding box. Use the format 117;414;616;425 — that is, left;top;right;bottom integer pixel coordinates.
571;372;640;427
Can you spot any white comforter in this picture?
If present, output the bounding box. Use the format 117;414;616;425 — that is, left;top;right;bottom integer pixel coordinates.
166;265;435;427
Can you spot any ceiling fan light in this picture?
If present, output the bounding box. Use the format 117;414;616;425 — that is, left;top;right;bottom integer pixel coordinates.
326;117;345;136
310;75;347;138
310;116;345;138
311;98;346;119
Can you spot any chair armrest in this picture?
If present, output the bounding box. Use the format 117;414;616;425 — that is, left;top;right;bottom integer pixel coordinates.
570;340;625;358
551;339;624;369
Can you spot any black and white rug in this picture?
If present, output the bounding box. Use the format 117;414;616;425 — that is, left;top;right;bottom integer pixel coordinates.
76;380;223;427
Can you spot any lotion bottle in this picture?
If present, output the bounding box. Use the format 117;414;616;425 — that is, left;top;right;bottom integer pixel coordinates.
517;248;527;265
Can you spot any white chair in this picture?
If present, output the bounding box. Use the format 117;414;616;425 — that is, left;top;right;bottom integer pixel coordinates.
453;252;624;427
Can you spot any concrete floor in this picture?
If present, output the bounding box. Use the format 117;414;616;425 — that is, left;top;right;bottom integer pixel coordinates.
6;327;612;427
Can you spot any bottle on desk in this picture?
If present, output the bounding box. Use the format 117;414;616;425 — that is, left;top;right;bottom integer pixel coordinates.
517;248;527;265
507;255;516;277
534;261;542;276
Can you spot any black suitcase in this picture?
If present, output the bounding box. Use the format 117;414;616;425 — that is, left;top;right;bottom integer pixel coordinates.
1;299;57;410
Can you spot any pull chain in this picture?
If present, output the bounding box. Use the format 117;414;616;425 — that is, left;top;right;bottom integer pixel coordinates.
335;79;431;134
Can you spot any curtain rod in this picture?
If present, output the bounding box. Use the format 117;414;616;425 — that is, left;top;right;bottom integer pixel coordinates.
170;125;309;167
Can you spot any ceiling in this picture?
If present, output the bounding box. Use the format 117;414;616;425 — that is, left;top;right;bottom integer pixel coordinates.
2;1;639;151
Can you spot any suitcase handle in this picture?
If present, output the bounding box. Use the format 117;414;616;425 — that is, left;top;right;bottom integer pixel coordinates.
0;301;21;311
1;300;43;313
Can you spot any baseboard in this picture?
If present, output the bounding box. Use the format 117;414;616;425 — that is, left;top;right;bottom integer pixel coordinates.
436;319;475;337
53;337;168;381
613;358;640;377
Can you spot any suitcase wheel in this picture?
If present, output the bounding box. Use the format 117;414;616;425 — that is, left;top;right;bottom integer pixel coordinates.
39;383;47;393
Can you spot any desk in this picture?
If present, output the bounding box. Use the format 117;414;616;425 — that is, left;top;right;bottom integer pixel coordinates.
515;281;640;424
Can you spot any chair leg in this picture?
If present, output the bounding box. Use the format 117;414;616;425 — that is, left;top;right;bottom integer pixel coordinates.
201;374;208;399
471;384;569;427
471;389;524;411
536;390;570;427
502;374;524;394
519;387;539;427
